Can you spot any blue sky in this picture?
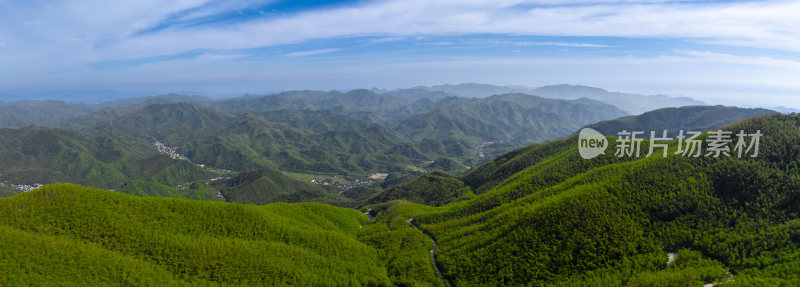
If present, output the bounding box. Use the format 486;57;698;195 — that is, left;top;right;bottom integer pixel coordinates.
0;0;798;107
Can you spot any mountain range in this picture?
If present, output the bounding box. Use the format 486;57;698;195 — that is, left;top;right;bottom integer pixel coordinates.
2;111;798;285
0;84;778;209
417;83;704;114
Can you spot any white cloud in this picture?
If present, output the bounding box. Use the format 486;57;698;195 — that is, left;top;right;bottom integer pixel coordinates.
79;0;796;61
0;0;798;107
3;0;798;62
535;42;610;48
286;48;340;57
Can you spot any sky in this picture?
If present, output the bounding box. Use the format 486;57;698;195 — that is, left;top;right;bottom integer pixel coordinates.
0;0;798;107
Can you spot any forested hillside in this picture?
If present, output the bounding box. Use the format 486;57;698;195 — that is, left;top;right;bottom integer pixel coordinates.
393;93;626;150
0;184;450;286
587;105;777;136
0;124;352;206
0;125;215;193
365;113;800;286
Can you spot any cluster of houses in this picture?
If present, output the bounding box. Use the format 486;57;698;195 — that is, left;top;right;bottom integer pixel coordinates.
153;140;186;160
476;141;496;158
308;176;377;191
10;183;43;192
339;178;375;191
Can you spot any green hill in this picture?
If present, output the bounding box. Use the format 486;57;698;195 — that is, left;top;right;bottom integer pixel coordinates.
90;102;233;144
0;184;443;286
82;103;429;176
210;168;350;206
587;105;777;136
371;113;800;286
364;170;474;207
0;125;213;190
0;123;362;206
393;93;627;152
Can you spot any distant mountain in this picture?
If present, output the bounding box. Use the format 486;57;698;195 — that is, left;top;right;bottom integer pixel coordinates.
422;83;530;98
586;105;777;136
0;89;150;103
765;106;800;114
88;102;232;144
0;125;217;198
61;96;215;131
79;103;431;177
531;84;704;114
393;93;628;150
0;101;97;128
418;83;704;115
96;93;214;108
383;87;461;102
214;89;413;122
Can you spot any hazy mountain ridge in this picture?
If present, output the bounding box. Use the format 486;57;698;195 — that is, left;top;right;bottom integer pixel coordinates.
0;101;97;128
416;83;705;114
393;93;627;149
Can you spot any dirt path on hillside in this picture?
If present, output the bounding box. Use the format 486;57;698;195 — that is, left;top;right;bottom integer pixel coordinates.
407;218;448;286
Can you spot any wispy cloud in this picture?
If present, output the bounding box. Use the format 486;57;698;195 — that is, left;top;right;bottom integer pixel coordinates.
514;41;611;48
539;42;610;48
286;48;339;57
367;37;406;44
0;0;798;107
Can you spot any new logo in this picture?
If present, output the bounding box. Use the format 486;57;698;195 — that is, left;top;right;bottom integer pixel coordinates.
578;128;607;159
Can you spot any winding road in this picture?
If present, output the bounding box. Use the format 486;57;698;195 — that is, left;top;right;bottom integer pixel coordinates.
407;218;448;286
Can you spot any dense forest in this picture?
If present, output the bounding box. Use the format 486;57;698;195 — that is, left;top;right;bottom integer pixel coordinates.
368;113;800;286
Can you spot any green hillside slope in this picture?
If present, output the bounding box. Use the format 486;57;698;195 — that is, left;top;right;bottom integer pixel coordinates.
0;126;216;193
393;93;627;157
0;184;443;286
587;105;777;136
381;113;800;286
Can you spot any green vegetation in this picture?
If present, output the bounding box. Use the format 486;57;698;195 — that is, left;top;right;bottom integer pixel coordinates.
0;184;399;286
0;125;218;192
392;93;627;154
587;105;776;136
210;168;350;206
360;113;800;286
366;170;474;207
